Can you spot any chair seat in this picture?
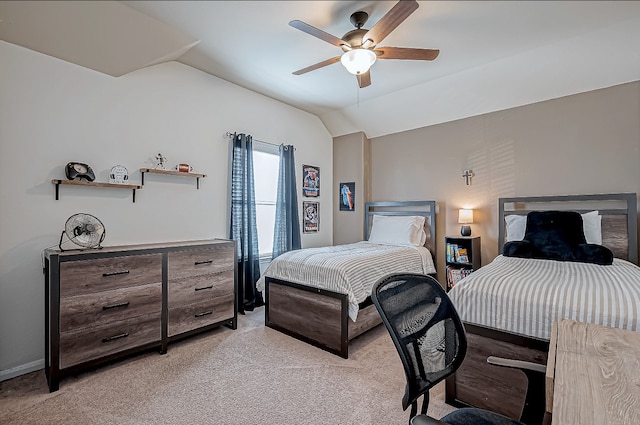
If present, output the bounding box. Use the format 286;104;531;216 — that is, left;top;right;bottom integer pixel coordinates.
411;408;525;425
441;407;524;425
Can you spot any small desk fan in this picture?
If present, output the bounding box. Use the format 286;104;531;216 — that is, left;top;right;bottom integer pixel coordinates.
59;213;106;251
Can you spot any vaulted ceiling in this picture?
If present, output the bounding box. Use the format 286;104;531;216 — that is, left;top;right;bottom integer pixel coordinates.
2;1;639;138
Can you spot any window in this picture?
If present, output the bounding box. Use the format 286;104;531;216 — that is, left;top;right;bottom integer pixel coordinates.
252;142;280;257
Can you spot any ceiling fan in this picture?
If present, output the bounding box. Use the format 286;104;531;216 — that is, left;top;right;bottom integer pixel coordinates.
289;0;439;88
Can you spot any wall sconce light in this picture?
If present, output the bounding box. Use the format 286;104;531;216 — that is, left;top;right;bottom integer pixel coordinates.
458;209;474;236
462;169;474;186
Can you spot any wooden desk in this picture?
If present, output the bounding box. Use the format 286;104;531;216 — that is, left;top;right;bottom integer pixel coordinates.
546;320;640;425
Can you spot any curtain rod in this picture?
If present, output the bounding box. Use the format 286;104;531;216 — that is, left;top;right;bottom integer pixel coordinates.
224;132;280;148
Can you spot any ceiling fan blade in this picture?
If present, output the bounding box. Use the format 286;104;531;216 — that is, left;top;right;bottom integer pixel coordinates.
375;47;440;61
357;70;371;88
289;20;349;48
292;56;341;75
362;0;419;48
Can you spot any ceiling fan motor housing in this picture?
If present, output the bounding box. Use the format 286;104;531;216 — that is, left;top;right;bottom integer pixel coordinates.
341;28;369;51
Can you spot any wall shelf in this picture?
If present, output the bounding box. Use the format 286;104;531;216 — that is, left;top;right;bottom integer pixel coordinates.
139;168;207;189
51;179;142;203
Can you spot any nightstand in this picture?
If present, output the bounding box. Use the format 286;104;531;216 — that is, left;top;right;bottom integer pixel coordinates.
445;236;481;290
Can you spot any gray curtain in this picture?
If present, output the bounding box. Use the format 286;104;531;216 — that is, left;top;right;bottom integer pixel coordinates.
272;144;301;259
229;133;263;312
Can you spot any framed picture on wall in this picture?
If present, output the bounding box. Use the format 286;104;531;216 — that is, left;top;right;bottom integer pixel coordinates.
302;165;320;197
303;201;320;233
339;182;355;211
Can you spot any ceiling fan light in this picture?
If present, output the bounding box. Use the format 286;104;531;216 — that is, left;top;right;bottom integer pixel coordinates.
340;49;376;75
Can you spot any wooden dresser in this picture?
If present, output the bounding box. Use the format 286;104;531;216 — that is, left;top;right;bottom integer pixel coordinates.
44;239;237;392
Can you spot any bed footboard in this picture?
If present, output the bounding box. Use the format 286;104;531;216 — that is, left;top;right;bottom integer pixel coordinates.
445;323;549;420
264;277;381;358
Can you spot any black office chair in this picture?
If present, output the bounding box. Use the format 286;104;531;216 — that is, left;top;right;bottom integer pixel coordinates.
371;273;546;425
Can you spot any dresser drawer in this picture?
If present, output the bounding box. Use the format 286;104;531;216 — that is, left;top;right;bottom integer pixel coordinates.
60;254;162;297
60;282;161;333
168;270;234;308
59;313;161;368
168;245;234;280
168;294;234;337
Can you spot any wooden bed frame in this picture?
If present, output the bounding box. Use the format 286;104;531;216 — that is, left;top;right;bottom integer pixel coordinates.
445;192;638;420
264;200;437;358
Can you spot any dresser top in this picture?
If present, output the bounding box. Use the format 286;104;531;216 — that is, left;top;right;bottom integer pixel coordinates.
45;239;233;259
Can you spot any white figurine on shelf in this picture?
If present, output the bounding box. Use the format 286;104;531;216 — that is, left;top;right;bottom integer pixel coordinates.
155;153;167;170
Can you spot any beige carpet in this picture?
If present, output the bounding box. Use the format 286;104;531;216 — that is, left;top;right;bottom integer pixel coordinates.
0;308;456;424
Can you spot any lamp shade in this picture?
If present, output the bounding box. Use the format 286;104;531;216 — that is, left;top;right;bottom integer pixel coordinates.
458;209;474;224
340;49;376;75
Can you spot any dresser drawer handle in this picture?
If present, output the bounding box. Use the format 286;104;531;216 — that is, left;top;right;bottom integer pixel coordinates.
195;311;213;318
102;301;130;310
195;285;214;292
102;332;129;343
102;270;130;277
194;260;213;266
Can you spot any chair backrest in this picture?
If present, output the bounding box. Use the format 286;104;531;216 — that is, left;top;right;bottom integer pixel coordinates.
371;273;467;412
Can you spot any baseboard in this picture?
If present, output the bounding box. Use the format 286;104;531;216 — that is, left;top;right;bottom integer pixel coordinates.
0;359;44;382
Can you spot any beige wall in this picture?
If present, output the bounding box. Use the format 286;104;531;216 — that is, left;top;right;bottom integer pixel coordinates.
369;81;640;282
0;41;333;379
333;132;370;244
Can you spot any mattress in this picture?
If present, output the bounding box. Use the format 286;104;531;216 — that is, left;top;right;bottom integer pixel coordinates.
256;241;436;321
447;255;640;340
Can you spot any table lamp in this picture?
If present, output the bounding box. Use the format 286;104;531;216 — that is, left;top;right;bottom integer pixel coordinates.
458;209;473;236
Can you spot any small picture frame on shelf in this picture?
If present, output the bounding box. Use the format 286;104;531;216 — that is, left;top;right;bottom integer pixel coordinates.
109;165;129;184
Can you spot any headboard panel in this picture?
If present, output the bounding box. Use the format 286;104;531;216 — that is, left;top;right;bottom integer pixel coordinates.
364;200;437;263
498;193;637;264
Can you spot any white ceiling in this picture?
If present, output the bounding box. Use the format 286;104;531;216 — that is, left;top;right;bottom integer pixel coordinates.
2;1;640;138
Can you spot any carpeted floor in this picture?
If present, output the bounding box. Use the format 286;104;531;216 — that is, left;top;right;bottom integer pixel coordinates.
0;308;456;424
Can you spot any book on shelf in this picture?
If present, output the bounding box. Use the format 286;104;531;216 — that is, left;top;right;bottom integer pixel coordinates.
446;243;470;263
456;248;469;263
446;265;474;288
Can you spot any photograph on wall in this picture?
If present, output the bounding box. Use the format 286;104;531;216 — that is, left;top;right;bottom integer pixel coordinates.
339;182;355;211
303;201;320;233
302;164;320;197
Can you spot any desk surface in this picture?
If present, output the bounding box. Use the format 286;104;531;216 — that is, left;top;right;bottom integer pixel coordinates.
546;320;640;425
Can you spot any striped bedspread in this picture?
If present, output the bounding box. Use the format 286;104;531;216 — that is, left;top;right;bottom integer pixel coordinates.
256;241;436;321
447;255;640;340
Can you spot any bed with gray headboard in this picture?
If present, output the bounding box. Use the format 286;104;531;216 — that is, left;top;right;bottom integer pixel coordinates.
445;192;639;420
260;200;437;359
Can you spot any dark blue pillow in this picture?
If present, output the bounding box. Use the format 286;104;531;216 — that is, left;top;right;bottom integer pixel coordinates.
503;210;613;265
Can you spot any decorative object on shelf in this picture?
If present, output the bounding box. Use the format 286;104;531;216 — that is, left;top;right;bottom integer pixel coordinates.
339;182;355;211
65;162;95;182
109;165;129;184
462;169;474;186
302;164;320;197
58;213;106;251
458;208;474;236
154;153;167;170
175;163;193;173
303;201;320;233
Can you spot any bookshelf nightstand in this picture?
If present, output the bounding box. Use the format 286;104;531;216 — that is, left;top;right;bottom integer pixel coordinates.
445;236;481;290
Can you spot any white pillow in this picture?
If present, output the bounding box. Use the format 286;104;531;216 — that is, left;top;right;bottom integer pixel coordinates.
368;215;426;246
505;215;527;242
504;211;602;244
581;210;602;245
